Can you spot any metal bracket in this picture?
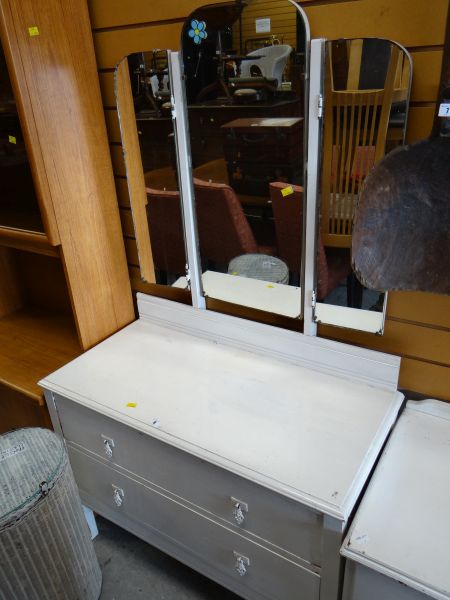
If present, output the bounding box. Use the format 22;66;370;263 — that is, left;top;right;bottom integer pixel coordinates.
317;93;324;118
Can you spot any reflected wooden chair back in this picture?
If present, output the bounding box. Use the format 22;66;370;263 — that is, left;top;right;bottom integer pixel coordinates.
146;188;186;276
269;181;303;274
320;43;400;248
193;178;260;268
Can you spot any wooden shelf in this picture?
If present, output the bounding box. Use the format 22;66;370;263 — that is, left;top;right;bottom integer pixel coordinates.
0;225;58;256
0;308;81;404
0;205;44;232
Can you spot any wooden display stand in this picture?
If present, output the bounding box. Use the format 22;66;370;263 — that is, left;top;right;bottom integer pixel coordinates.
0;0;134;432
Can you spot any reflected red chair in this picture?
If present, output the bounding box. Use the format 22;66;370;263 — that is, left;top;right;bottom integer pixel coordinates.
146;187;186;276
269;182;351;299
193;178;275;268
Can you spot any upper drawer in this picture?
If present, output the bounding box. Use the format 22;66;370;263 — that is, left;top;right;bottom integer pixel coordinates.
54;394;323;566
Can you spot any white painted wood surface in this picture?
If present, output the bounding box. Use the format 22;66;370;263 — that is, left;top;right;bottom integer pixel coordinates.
341;400;450;600
41;297;403;521
173;271;302;318
137;296;400;390
314;303;384;334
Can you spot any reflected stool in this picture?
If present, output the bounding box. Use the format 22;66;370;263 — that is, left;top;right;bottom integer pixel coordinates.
228;253;289;284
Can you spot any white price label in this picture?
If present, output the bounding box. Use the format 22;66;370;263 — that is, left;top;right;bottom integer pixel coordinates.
255;18;271;33
438;103;450;117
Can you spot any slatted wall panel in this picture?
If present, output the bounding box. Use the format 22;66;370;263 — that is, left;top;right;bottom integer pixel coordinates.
88;0;450;400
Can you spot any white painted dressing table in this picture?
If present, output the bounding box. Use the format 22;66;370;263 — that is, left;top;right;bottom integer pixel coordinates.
41;294;403;600
341;399;450;600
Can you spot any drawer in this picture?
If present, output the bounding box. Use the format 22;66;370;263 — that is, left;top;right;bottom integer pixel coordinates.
55;394;323;566
69;446;320;600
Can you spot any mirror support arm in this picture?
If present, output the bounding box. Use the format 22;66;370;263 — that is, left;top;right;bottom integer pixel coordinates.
169;51;206;309
303;39;325;336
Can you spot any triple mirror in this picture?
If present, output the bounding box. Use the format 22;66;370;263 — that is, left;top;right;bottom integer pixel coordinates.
115;2;412;334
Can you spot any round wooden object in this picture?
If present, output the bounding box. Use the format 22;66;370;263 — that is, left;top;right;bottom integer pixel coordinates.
0;428;102;600
352;137;450;294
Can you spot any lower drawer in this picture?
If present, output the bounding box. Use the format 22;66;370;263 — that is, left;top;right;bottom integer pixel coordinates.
55;395;322;566
69;446;320;600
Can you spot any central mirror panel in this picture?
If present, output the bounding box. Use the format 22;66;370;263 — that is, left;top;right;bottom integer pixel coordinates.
314;38;412;333
179;0;309;320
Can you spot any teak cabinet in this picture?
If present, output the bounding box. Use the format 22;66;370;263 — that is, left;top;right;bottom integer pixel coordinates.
0;0;134;432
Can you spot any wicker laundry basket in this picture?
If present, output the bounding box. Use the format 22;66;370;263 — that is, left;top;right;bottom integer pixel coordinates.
0;428;102;600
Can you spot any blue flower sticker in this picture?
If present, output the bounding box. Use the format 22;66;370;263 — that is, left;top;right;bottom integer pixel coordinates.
188;19;207;45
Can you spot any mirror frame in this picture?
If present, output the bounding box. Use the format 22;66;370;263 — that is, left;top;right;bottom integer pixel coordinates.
176;0;311;320
310;37;413;334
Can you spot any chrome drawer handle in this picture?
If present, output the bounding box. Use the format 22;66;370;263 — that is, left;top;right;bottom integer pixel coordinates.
104;440;113;458
233;552;250;577
112;486;124;507
101;435;115;459
233;504;245;525
231;497;248;526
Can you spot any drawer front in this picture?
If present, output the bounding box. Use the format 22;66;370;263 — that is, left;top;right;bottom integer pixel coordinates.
342;561;428;600
55;395;323;565
69;446;321;600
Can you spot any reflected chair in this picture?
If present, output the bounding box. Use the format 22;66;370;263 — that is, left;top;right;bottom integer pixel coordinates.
239;44;292;88
146;188;186;281
193;178;275;269
320;43;400;248
269;182;351;299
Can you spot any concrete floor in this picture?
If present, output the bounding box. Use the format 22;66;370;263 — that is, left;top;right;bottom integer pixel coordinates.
94;516;241;600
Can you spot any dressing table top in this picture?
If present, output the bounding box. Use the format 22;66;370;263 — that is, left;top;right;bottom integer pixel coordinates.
41;296;403;522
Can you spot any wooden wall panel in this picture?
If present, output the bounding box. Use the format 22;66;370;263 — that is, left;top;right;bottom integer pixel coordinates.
90;0;450;399
410;50;443;103
93;23;183;69
88;0;224;30
99;71;116;105
387;292;450;330
318;321;450;366
105;109;121;142
399;359;450;399
115;177;131;208
110;144;127;176
405;106;436;142
303;0;448;48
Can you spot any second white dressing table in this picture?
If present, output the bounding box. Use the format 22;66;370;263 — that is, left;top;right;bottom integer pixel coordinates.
41;294;403;600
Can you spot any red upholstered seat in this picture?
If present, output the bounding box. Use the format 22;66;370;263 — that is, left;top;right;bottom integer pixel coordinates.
269;182;351;299
193;178;275;267
146;187;186;275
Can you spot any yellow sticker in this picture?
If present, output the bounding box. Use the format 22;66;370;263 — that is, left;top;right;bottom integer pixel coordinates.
8;135;16;144
267;284;274;288
126;402;137;408
281;185;294;197
28;26;39;37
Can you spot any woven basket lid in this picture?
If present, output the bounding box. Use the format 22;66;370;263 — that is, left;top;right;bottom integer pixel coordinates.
0;428;65;529
228;253;289;284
